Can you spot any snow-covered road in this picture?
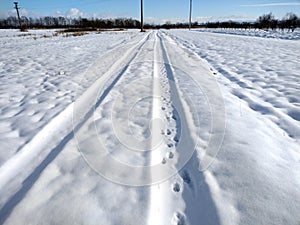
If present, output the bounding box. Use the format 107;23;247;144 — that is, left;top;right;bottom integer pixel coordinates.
0;29;299;225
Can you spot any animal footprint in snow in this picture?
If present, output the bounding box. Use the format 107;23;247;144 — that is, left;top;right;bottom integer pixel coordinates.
166;151;174;159
166;129;172;135
172;114;177;120
209;67;217;75
162;106;166;111
180;170;191;185
167;143;173;148
174;136;179;142
172;212;185;225
173;182;180;192
162;158;167;164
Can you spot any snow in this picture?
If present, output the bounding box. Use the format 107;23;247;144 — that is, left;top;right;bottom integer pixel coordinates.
166;29;300;224
0;28;300;225
0;29;143;164
195;28;300;40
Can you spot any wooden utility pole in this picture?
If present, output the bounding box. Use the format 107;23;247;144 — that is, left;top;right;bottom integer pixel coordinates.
14;2;22;30
140;0;144;32
189;0;192;30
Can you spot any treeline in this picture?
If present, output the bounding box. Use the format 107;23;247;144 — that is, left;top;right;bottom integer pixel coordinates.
203;13;299;32
0;16;140;29
0;12;299;31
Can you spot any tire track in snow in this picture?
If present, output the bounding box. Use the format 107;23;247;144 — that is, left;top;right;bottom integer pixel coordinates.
148;30;203;225
0;30;225;225
0;32;151;219
155;31;224;225
148;31;173;225
165;31;300;140
74;32;157;185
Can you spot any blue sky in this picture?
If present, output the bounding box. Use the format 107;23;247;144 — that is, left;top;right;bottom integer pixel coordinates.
0;0;299;23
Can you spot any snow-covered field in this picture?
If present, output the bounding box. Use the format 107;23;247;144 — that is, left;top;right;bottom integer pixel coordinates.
195;28;300;40
0;28;299;225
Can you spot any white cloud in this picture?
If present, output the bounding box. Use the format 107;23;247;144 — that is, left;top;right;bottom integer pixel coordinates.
65;8;85;18
145;17;186;25
0;7;133;20
144;15;257;25
195;15;257;23
0;9;40;18
0;7;257;24
240;2;300;7
58;8;118;19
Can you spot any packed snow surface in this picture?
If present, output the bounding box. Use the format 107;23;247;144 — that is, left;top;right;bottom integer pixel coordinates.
0;28;299;225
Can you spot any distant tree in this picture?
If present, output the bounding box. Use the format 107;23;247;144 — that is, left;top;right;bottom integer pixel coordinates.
0;12;298;31
257;13;275;30
241;22;251;30
192;21;198;27
270;18;278;30
58;17;66;27
7;16;18;28
162;21;173;29
143;23;152;29
282;13;298;32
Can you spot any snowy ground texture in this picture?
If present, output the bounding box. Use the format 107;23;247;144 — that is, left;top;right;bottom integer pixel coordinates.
0;28;300;225
195;28;300;40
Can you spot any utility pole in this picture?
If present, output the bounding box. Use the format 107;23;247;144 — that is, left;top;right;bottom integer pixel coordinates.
140;0;144;32
189;0;192;30
14;2;22;30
